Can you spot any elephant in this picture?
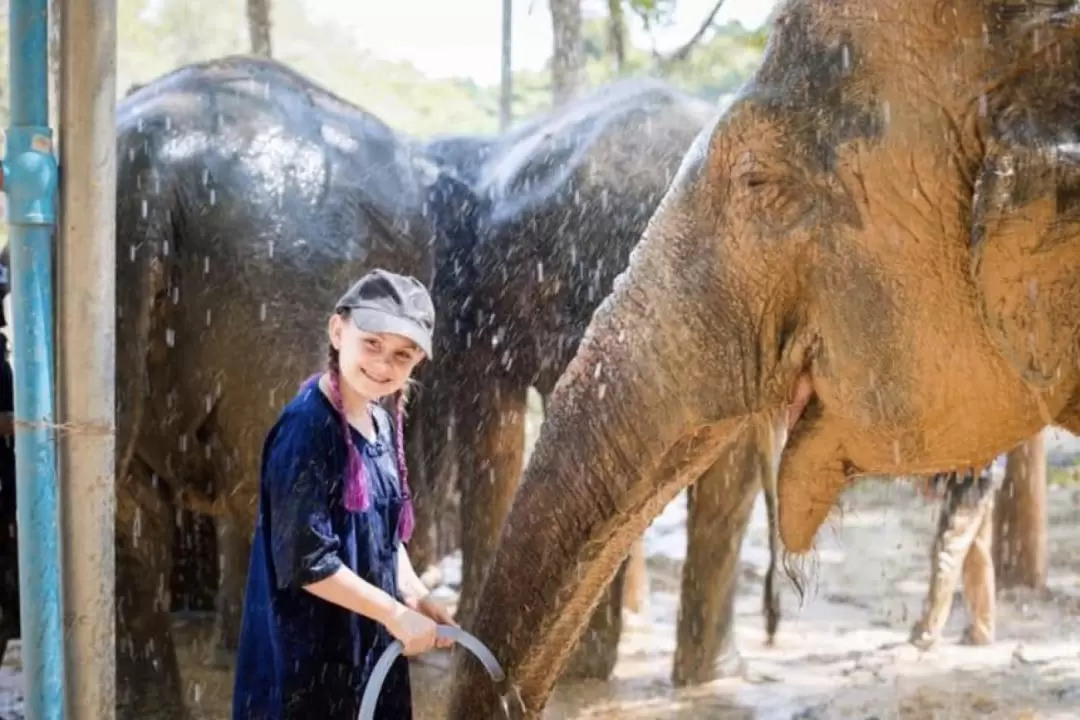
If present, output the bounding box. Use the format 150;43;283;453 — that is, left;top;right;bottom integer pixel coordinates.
419;79;783;681
112;55;457;717
445;0;1080;715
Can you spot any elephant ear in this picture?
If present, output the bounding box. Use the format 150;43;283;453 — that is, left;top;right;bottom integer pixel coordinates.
969;84;1080;390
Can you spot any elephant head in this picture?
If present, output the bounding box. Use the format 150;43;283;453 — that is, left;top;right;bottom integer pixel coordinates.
447;0;1080;716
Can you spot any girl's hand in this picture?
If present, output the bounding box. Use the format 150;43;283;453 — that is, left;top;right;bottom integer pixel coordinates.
385;602;438;656
413;594;457;649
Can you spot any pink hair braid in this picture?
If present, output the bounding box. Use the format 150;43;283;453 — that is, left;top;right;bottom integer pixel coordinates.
394;391;415;544
328;369;369;513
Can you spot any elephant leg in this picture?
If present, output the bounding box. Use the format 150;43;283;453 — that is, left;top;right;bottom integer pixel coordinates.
621;537;649;616
212;435;259;658
563;560;627;680
910;490;984;650
407;393;456;577
404;406;436;573
456;381;527;626
116;459;185;720
673;441;760;687
961;491;997;645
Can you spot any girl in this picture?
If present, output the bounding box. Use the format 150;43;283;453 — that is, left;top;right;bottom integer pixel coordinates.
232;269;456;719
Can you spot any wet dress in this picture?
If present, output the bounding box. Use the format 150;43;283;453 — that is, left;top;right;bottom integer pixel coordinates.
232;379;412;719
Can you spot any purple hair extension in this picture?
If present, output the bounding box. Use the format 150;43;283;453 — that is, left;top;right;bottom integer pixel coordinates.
394;391;415;544
328;369;370;513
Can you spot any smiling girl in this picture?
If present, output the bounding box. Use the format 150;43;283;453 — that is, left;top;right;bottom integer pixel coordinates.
232;269;456;719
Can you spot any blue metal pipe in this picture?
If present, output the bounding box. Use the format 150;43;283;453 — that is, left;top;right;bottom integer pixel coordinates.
4;0;66;718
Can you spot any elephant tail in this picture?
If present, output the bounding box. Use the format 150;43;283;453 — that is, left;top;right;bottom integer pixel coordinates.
115;126;179;485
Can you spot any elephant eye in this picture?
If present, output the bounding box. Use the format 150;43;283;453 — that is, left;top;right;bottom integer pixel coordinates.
743;172;769;189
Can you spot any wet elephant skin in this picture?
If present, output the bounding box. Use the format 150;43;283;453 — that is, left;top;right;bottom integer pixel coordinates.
113;55;447;718
421;80;771;681
447;1;1080;717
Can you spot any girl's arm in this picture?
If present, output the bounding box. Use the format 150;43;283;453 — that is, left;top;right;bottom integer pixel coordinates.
396;545;431;606
396;546;457;648
304;567;442;656
304;566;402;626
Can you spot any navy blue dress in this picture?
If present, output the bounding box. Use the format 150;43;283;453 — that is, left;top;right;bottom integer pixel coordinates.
232;379;412;719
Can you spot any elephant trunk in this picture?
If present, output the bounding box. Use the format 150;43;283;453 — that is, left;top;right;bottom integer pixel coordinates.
446;182;760;717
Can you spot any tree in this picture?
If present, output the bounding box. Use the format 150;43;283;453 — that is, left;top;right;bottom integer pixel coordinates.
607;0;626;74
499;0;512;129
247;0;273;57
549;0;584;106
993;431;1048;589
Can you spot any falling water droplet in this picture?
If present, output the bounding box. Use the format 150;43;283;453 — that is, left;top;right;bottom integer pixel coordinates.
204;256;210;275
268;240;275;259
206;309;212;327
209;188;216;206
165;328;175;347
260;303;267;321
141;199;148;219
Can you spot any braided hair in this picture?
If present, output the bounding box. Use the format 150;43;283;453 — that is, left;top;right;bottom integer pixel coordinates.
324;323;415;543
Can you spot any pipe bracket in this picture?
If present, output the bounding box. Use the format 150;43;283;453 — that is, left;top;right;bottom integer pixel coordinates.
2;125;57;225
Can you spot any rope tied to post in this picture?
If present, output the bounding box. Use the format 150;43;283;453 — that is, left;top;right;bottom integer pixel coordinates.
9;418;113;436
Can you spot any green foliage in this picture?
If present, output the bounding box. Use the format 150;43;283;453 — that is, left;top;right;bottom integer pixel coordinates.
626;0;678;30
0;0;770;140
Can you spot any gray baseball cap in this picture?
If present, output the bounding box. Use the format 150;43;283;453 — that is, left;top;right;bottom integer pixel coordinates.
335;269;435;358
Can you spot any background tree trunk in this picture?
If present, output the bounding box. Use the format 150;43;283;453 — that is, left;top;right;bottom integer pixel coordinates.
993;430;1048;589
499;0;513;130
549;0;583;106
247;0;273;57
607;0;626;74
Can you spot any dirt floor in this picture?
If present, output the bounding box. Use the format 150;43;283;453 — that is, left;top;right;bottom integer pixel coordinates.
2;479;1079;719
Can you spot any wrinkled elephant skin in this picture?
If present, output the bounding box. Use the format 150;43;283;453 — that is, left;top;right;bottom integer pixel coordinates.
447;1;1080;716
423;80;715;627
423;82;774;684
115;56;446;716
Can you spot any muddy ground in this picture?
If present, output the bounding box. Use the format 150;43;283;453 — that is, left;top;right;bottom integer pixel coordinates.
1;478;1079;719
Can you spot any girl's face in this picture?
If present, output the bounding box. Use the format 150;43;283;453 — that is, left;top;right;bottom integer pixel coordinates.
329;315;425;400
